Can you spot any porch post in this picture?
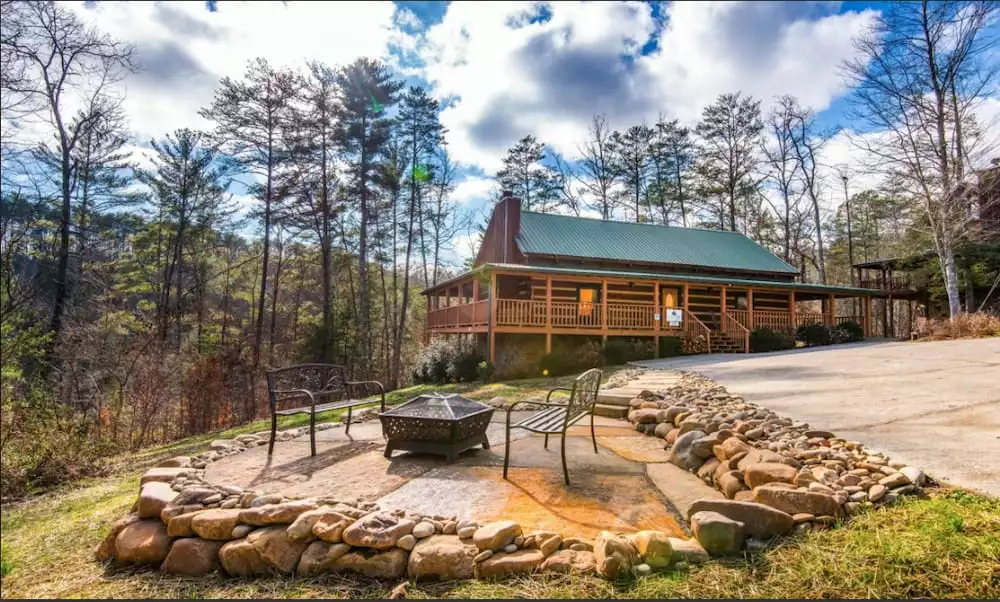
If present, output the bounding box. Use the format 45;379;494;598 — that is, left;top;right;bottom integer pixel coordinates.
748;288;755;329
545;276;552;354
863;295;872;337
683;283;690;313
828;293;836;326
489;272;497;364
720;285;727;326
472;278;479;301
601;279;608;341
888;294;894;338
790;290;797;329
654;281;661;358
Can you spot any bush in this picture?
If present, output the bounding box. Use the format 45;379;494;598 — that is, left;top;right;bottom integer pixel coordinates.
796;322;833;346
476;360;494;382
835;320;865;342
659;336;684;358
749;327;796;353
540;338;603;377
916;313;1000;340
411;340;485;384
602;338;656;365
448;348;484;383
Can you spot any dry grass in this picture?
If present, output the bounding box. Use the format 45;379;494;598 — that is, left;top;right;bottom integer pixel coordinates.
2;477;997;599
914;312;1000;340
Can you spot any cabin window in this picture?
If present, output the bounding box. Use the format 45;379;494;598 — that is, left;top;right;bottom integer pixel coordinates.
578;286;599;316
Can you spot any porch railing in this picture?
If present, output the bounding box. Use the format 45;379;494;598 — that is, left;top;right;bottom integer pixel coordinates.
426;300;489;328
495;298;546;327
720;312;750;353
552;301;602;329
858;276;911;292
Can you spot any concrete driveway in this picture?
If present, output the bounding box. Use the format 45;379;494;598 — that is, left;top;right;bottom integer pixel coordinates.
635;338;1000;497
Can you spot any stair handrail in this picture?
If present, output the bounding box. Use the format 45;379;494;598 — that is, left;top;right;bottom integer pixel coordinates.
682;309;712;354
722;312;751;353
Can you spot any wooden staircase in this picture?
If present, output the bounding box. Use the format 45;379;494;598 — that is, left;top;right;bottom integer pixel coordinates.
708;330;748;353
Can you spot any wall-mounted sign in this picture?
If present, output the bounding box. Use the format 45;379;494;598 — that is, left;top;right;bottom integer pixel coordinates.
666;309;683;327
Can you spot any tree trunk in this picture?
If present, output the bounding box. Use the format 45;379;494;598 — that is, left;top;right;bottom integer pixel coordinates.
46;145;73;370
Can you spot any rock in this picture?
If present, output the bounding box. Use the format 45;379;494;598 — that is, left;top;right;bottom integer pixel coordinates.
161;538;222;576
849;491;868;502
691;432;726;459
753;485;841;517
473;550;493;563
665;428;680;445
653;423;673;438
156;456;192;468
697;457;721;484
137;482;178;519
412;521;436;539
191;509;244;540
286;507;338;541
593;531;639;580
744;463;798;489
627;530;673;569
691;511;745;555
172;487;218;505
443;521;458;535
561;537;593;551
792;512;815;524
397;534;416;551
457;525;476;539
311;510;353;543
140;467;191;484
668;430;708;471
341;512;415;549
628;408;661;424
472;520;522;551
407;535;478;581
879;472;910;489
539;549;597;574
808;482;836;495
240;500;319;526
219;537;270;576
166;511;203;537
714;437;751;461
95;513;141;561
868;484;887;502
247;525;309;573
296;541;352;576
718;471;747;499
667;537;709;564
534;531;562;557
745;427;764;440
634;562;652;577
474;549;545;579
331;548;410;579
736;449;786;472
687;499;794;538
250;494;283;507
210;439;234;450
899;466;925;487
232;524;254;538
114;519;173;566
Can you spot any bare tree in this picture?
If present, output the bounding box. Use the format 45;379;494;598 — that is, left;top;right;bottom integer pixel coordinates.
844;0;1000;317
763;96;805;263
6;0;136;368
610;124;652;222
577;114;620;219
783;96;831;282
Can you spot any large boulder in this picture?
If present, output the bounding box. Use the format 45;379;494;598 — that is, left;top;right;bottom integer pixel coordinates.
691;511;745;556
239;500;319;526
626;530;673;569
718;470;747;499
666;537;708;564
161;538;223;576
331;548;409;580
137;482;178;519
593;531;639;580
474;549;545;579
166;511;204;537
191;509;244;540
342;512;415;549
744;463;798;489
539;549;596;574
472;520;522;551
297;541;351;576
248;525;310;573
713;437;751;461
95;513;141;561
312;510;354;543
697;458;721;484
286;506;343;541
628;408;661;424
667;430;708;471
407;535;478;581
686;499;794;538
114;519;173;566
690;432;726;459
219;537;270;577
737;449;786;472
753;485;841;517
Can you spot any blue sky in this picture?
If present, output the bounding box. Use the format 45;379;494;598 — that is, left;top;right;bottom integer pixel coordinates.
58;0;998;261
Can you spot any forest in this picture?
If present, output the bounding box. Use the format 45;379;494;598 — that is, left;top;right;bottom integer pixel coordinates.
1;0;997;497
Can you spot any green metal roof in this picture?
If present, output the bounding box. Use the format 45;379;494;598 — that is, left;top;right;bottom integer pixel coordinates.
486;263;879;296
517;212;799;275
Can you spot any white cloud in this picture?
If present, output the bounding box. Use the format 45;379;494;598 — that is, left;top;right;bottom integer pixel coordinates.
451;175;497;205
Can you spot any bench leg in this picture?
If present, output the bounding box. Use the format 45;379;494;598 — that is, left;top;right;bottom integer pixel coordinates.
561;432;570;486
502;426;512;479
310;410;317;457
480;434;490;450
384;442;394;459
268;413;277;456
345;406;353;437
590;412;598;454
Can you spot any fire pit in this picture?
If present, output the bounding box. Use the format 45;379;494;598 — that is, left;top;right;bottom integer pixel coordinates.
379;394;494;462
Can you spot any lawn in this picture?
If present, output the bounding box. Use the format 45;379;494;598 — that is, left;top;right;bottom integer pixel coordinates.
2;372;998;599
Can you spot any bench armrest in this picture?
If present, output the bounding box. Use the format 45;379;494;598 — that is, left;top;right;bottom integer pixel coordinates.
545;387;574;404
347;380;386;411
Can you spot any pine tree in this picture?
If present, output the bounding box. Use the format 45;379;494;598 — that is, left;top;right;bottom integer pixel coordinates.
611;125;653;222
495;135;560;212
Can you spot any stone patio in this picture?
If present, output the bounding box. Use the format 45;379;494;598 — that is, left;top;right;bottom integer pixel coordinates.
204;411;698;539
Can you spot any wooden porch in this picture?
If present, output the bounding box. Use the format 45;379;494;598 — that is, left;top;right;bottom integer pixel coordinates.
425;268;877;362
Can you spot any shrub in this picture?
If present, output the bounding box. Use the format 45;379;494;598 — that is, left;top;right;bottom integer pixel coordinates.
835;320;865;342
476;360;494;382
749;327;796;353
448;348;485;383
602;338;656;365
659;336;684;358
540;338;602;377
411;340;484;384
796;322;833;346
917;312;1000;340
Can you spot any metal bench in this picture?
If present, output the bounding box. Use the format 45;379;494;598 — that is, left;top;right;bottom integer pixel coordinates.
265;363;385;456
502;368;602;485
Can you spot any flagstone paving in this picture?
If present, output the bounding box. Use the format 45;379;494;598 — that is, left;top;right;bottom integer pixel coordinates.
204;410;693;538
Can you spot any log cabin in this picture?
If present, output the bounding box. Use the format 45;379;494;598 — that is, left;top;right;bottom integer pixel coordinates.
423;192;885;364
